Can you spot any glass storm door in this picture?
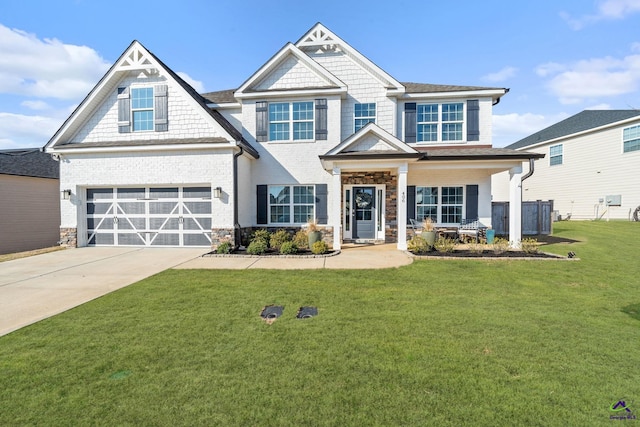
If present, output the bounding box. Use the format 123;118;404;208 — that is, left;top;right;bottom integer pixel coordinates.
353;187;375;239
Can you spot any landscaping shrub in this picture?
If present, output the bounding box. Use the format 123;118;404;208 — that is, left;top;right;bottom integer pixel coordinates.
468;242;484;254
311;240;329;255
216;241;232;254
247;239;267;255
269;229;291;250
279;241;298;254
520;237;539;254
492;237;510;254
407;235;430;254
434;237;456;253
251;229;270;247
293;230;308;249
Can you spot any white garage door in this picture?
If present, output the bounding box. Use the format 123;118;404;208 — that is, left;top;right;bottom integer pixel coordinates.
87;187;212;247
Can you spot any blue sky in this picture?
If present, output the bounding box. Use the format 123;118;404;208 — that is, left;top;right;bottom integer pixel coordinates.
1;0;639;149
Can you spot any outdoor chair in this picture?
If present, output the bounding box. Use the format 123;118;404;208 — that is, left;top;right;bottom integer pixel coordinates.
457;219;486;243
408;218;423;237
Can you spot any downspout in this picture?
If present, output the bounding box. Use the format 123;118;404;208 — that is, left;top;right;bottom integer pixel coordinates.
233;145;244;248
522;158;535;182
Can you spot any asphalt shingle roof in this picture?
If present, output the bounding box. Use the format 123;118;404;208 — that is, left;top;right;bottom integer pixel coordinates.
0;148;59;179
507;110;640;150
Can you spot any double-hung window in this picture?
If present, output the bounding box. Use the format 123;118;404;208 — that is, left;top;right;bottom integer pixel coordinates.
416;102;464;142
131;87;154;131
354;103;376;132
269;102;314;141
550;144;563;166
623;125;640;153
269;185;315;224
415;186;463;224
416;187;438;221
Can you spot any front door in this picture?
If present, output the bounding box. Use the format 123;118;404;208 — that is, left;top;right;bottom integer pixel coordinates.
353;187;375;239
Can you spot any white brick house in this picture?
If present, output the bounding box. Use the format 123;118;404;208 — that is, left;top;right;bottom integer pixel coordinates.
45;23;541;250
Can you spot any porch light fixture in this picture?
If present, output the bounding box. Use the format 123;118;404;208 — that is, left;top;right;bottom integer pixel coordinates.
61;189;71;200
213;187;222;199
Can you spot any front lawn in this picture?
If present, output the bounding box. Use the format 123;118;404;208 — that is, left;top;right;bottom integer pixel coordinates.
1;221;639;426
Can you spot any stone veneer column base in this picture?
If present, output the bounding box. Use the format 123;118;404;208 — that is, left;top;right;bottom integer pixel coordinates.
59;228;77;248
210;228;236;250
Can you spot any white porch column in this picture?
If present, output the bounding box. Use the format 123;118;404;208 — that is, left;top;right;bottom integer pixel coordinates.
332;166;342;250
397;163;408;250
508;165;523;248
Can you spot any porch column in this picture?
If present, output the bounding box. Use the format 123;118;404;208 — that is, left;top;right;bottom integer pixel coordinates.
508;164;523;248
332;166;342;250
397;163;408;250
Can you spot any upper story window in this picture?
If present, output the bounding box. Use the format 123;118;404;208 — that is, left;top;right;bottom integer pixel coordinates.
354;103;376;132
623;125;640;153
269;101;314;141
550;144;563;166
117;84;167;134
416;102;465;142
131;87;154;131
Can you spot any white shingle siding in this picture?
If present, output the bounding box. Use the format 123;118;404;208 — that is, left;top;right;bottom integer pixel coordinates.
513;123;640;220
254;56;328;90
59;149;236;243
309;52;395;137
72;74;223;143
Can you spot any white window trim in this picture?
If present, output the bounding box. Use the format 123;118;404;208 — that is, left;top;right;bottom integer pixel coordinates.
549;143;563;166
354;102;377;133
268;101;315;142
268;184;316;225
415;185;464;226
130;86;154;132
415;101;467;144
623;124;640;153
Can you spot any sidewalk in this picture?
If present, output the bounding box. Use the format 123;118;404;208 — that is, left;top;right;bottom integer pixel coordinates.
175;243;414;270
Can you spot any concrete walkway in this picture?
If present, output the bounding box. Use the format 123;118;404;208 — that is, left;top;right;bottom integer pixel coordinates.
0;244;412;336
175;243;414;270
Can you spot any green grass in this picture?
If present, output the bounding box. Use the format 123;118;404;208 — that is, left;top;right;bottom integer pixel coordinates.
1;221;639;426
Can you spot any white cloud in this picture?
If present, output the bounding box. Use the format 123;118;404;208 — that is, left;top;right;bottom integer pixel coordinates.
0;24;110;99
482;67;518;83
561;0;640;30
492;112;570;147
21;100;50;110
176;72;205;93
586;103;613;110
0;112;62;149
538;53;640;104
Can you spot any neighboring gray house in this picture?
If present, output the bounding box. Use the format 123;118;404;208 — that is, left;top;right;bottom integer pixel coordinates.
45;23;541;250
492;110;640;220
0;148;60;254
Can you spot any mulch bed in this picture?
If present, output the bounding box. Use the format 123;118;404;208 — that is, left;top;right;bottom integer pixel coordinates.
410;250;568;259
205;248;339;258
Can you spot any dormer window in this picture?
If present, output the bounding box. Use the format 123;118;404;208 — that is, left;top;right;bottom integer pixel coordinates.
354;103;376;132
131;87;154;131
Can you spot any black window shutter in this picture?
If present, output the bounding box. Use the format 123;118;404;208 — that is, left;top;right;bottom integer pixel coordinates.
406;186;416;220
154;84;168;132
256;101;268;142
467;100;479;141
315;184;328;224
117;87;131;133
465;185;479;220
315;99;327;140
404;103;416;143
257;185;268;224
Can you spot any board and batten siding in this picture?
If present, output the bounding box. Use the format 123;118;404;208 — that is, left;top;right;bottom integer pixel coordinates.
0;175;60;254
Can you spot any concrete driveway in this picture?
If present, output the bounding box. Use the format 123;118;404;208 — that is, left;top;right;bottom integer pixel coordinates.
0;247;206;337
